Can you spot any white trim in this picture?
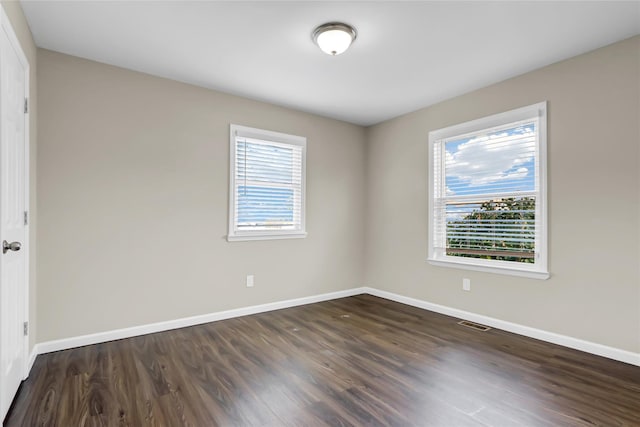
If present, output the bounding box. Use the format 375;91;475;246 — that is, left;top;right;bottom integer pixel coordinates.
227;231;307;241
429;102;547;141
0;3;31;381
228;124;307;242
362;287;640;367
26;286;639;380
0;6;28;69
428;102;548;279
36;288;366;354
232;124;306;147
26;346;37;376
428;259;550;280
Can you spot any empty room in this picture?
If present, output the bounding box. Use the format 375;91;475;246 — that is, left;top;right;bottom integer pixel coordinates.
0;0;639;425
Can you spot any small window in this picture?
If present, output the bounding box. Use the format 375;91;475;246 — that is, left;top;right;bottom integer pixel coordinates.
428;102;548;279
228;124;306;241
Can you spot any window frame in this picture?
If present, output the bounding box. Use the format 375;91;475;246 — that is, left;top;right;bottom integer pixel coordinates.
228;124;307;242
427;102;549;279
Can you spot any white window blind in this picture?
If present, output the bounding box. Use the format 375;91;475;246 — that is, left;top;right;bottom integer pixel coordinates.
228;125;306;241
428;102;548;279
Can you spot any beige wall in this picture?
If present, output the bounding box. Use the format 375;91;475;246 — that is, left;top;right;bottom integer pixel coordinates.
1;1;37;352
36;35;640;354
365;36;640;353
36;49;366;342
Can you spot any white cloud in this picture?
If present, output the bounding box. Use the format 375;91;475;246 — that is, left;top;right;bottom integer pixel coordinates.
446;130;535;186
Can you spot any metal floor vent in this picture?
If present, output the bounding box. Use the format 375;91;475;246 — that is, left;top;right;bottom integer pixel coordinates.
458;320;491;331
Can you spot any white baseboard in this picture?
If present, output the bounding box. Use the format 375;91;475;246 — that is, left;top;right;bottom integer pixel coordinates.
24;346;38;378
36;287;367;355
362;287;640;367
30;285;639;373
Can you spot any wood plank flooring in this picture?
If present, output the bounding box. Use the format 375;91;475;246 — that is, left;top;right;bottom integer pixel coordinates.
5;295;640;426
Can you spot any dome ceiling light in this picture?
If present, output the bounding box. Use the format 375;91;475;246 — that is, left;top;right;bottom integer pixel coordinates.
312;22;357;56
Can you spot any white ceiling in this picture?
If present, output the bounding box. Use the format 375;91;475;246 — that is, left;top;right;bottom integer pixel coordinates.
20;1;640;126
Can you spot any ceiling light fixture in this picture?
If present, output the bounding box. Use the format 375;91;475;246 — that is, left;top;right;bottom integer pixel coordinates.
312;22;357;56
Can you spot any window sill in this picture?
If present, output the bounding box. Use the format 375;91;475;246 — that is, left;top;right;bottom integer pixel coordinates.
227;232;307;242
427;258;550;280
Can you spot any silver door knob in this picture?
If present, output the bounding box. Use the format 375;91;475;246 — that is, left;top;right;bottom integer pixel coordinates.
2;240;21;254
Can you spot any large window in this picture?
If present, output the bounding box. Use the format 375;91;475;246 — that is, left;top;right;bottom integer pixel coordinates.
228;124;306;241
428;102;548;279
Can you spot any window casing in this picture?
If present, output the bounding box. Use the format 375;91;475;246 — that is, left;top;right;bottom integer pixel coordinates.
228;124;306;241
428;102;548;279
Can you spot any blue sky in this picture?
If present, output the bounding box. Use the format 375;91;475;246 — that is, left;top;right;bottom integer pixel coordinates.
237;141;295;185
445;123;536;197
236;140;296;224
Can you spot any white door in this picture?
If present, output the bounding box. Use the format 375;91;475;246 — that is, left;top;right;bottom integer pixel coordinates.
0;7;28;421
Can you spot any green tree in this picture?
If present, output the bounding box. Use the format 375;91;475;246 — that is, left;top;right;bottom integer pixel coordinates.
447;197;535;263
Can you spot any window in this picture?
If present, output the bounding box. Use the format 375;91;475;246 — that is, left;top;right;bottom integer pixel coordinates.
428;102;548;279
228;124;306;241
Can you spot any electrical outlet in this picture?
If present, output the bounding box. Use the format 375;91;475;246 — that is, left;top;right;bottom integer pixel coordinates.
246;275;254;288
463;278;471;291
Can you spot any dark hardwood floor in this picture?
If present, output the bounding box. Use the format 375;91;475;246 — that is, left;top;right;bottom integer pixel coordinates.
5;295;640;426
